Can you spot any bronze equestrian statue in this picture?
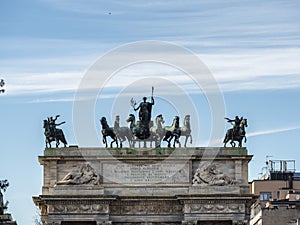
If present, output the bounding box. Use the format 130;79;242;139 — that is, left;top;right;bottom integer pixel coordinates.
223;116;247;148
100;117;118;148
43;115;67;148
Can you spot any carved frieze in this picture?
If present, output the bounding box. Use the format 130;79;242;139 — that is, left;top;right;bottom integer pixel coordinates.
182;221;197;225
184;203;245;214
50;203;108;214
111;201;182;215
97;222;112;225
232;221;248;225
47;222;60;225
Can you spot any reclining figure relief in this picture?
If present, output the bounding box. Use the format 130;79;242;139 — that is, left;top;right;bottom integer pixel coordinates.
57;163;100;185
192;164;237;186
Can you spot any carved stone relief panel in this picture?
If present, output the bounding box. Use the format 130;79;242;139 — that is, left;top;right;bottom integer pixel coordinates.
110;200;182;215
182;221;197;225
232;221;248;225
192;164;237;186
57;163;100;185
97;222;112;225
48;200;109;215
184;203;245;214
51;204;108;214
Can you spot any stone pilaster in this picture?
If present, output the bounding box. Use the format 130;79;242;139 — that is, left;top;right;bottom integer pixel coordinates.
235;160;242;181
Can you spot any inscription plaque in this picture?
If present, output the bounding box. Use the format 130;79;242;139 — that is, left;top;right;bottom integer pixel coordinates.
102;161;189;184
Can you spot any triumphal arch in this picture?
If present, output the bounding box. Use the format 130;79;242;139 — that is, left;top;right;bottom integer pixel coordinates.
34;92;254;224
33;145;254;225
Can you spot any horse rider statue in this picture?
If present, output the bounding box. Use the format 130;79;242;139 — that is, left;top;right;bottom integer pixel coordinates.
44;115;68;148
225;116;241;139
48;115;65;137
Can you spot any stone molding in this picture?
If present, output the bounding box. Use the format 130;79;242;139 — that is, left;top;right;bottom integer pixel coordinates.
54;185;104;195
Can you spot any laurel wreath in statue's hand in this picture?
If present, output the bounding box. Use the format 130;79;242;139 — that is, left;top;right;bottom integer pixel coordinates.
130;98;136;107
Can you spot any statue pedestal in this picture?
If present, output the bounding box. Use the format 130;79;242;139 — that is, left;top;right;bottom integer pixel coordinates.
33;147;255;224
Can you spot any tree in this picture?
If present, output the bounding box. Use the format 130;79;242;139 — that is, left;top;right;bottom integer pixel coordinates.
0;79;5;93
34;207;43;225
0;179;9;214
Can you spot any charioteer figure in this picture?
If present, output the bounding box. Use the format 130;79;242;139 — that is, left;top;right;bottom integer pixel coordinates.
129;87;155;140
133;96;155;123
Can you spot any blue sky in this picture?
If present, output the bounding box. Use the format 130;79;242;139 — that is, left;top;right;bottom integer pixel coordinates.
1;0;300;224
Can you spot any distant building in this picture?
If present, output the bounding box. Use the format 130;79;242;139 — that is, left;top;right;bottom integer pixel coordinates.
250;160;300;225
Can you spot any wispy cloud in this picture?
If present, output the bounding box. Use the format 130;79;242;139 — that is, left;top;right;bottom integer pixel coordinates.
3;46;300;98
5;72;82;95
247;126;300;138
1;0;299;99
202;48;300;78
199;126;300;147
37;0;299;53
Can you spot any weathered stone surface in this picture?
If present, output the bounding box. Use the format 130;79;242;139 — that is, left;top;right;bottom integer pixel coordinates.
188;185;240;194
54;185;104;195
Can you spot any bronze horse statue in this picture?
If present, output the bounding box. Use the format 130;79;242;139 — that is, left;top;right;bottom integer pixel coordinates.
114;115;133;148
126;114;157;148
43;120;67;148
150;114;166;147
163;116;181;148
126;113;151;140
180;115;192;147
100;117;118;148
223;118;247;147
